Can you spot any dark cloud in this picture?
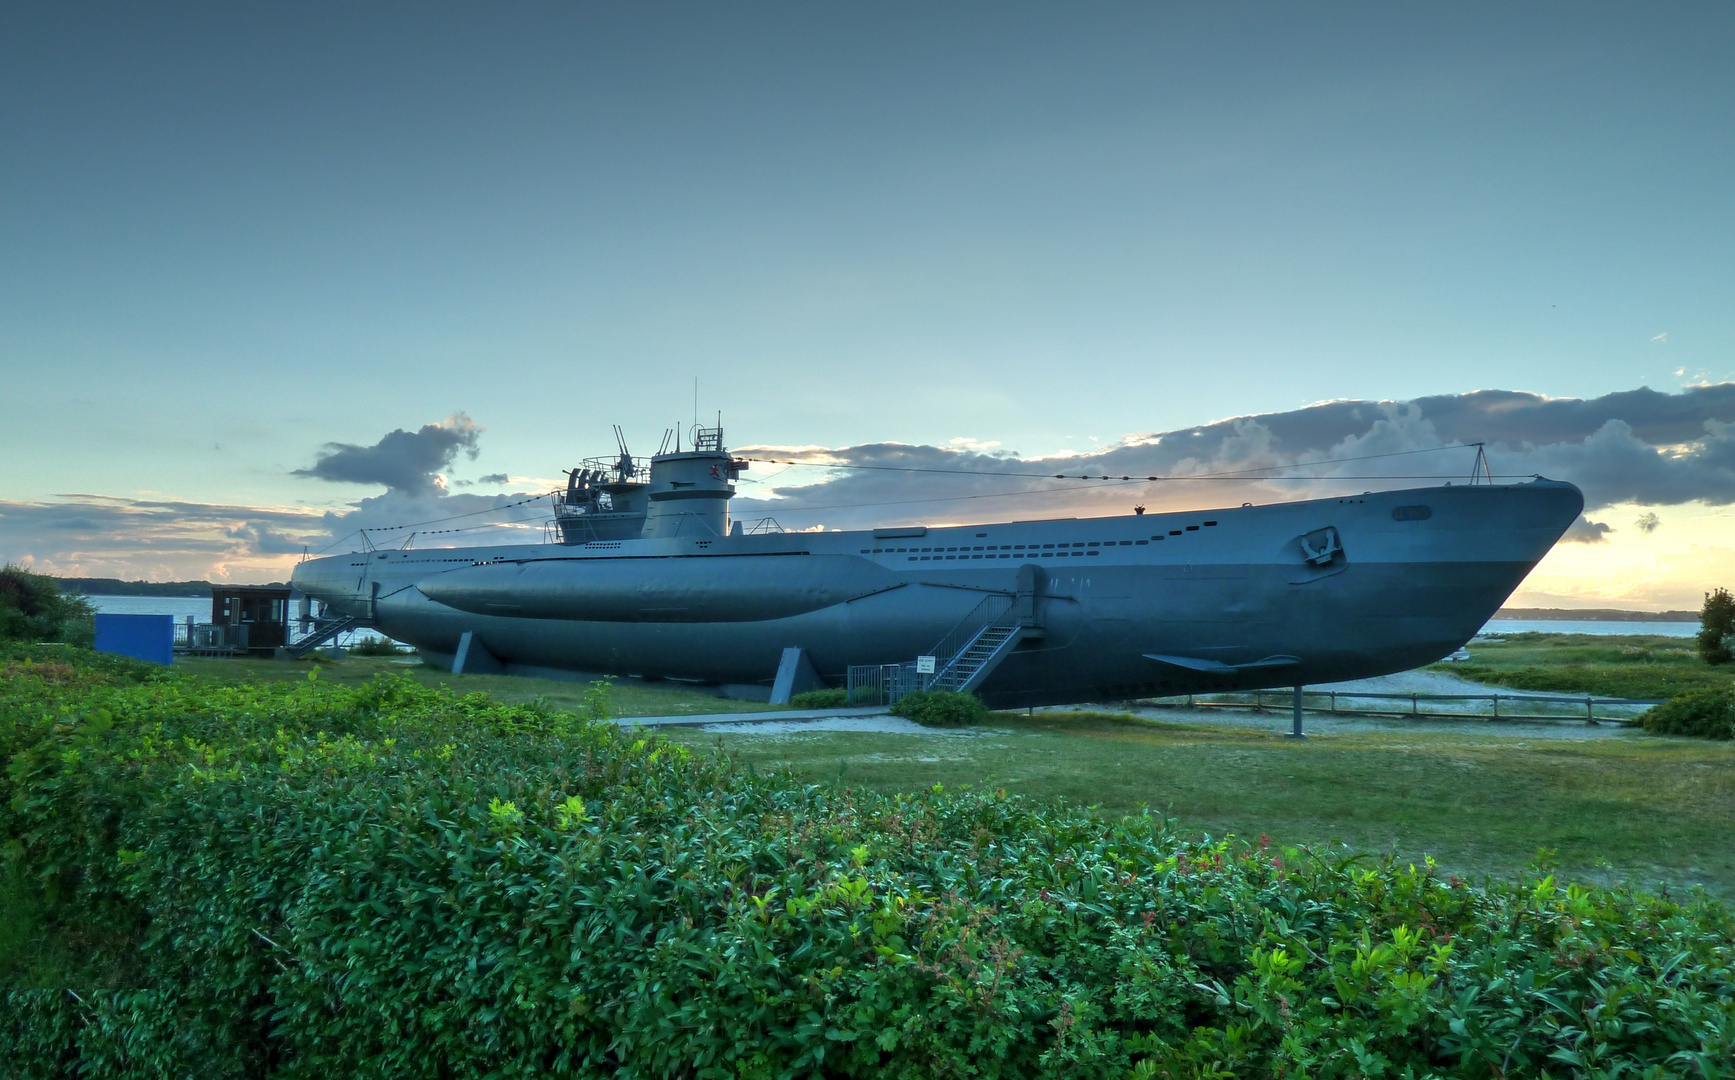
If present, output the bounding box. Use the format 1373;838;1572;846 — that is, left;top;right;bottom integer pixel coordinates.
1411;385;1735;447
1635;512;1661;534
477;473;510;485
293;415;481;496
1561;517;1613;543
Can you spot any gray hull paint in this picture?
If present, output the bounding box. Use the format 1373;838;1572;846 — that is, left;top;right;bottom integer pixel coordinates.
291;479;1583;707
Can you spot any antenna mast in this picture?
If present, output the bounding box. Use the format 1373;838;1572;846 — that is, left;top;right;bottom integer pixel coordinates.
1470;442;1494;485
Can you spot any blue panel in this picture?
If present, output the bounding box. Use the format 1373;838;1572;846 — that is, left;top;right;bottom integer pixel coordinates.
94;614;175;666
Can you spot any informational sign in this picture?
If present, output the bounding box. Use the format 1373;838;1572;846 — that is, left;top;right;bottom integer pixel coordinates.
915;655;936;674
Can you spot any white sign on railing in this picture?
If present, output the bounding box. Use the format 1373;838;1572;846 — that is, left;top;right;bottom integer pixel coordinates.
915;655;936;674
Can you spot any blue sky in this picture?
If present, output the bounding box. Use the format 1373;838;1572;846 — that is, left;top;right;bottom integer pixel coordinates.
2;3;1732;601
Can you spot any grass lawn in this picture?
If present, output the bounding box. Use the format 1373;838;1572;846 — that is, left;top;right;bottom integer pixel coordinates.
1429;632;1732;699
172;654;783;718
665;711;1735;897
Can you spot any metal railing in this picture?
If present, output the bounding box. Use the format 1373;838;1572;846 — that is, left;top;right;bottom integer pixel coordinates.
846;593;1021;705
574;455;650;483
1145;689;1664;723
927;593;1015;670
174;623;249;656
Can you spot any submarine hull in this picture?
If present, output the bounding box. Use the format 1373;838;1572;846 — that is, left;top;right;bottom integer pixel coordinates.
291;478;1584;708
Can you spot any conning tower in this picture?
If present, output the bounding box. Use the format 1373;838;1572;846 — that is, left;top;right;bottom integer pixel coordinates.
643;425;747;538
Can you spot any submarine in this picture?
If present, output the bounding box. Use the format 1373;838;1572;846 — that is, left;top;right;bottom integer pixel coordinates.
289;425;1585;708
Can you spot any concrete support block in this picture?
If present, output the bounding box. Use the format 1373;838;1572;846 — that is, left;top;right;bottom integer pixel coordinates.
768;647;823;704
453;631;504;675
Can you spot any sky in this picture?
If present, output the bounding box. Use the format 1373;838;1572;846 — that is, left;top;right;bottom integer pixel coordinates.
2;3;1732;608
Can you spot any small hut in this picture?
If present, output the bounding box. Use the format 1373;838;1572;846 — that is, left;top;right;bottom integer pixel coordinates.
210;585;292;655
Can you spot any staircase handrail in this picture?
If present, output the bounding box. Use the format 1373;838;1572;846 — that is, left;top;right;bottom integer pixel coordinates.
286;614;363;657
925;593;1015;665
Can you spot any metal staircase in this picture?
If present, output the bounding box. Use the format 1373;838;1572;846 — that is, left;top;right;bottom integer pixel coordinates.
285;615;364;658
927;605;1024;694
848;593;1034;705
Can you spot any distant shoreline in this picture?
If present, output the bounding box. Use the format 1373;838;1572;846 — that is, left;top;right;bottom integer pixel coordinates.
1493;608;1696;622
56;577;287;597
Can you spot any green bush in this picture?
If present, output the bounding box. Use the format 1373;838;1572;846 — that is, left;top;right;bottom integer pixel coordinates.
788;686;847;708
0;566;94;646
890;689;989;727
1700;587;1735;665
347;636;410;656
1641;684;1735;739
3;648;1734;1077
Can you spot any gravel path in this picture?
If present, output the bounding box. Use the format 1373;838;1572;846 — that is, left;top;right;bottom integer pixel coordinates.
696;715;975;736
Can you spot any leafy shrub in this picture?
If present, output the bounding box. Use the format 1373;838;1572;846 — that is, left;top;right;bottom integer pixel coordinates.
1641;684;1735;739
0;566;94;646
347;636;410;656
3;651;1734;1077
789;686;847;708
890;689;989;727
1700;587;1735;665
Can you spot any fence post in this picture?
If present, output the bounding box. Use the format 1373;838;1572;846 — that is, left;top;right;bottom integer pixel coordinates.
1411;694;1418;717
1493;694;1500;720
1586;696;1595;723
1330;691;1336;714
1288;685;1305;739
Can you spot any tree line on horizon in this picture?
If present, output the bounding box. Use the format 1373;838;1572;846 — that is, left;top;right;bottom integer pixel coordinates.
51;577;289;597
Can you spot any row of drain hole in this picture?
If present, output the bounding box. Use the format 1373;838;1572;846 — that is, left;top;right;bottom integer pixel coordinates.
862;521;1219;559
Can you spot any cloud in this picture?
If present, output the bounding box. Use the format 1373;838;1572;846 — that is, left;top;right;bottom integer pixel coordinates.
1561;517;1613;543
0;495;327;581
733;384;1735;530
1635;511;1660;534
1652;332;1668;343
225;521;321;556
477;473;510;485
293;415;481;496
0;413;544;580
10;385;1735;581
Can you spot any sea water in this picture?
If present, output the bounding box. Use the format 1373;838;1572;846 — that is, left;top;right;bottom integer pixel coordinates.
84;595;211;621
1481;619;1698;638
